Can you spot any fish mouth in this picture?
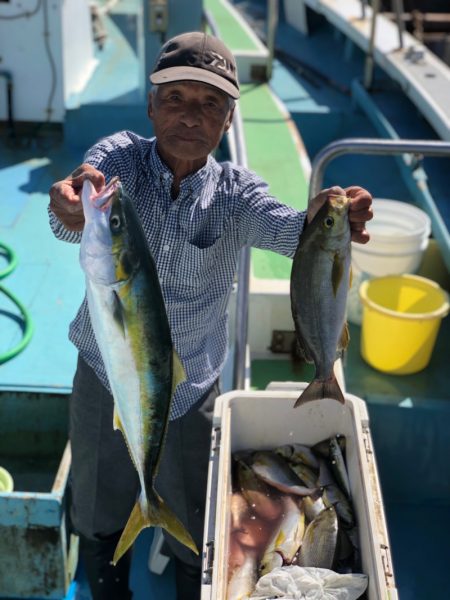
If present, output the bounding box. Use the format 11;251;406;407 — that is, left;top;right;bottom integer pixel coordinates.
328;194;349;212
92;176;121;210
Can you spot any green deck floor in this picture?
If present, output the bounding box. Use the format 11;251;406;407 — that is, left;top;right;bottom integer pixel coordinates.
204;0;261;51
206;0;309;281
240;83;309;280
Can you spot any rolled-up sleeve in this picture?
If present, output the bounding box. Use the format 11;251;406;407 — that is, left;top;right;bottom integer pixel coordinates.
47;131;136;243
234;174;307;258
47;208;83;243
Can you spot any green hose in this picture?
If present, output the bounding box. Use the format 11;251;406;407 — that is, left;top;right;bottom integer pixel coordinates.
0;241;18;279
0;241;34;363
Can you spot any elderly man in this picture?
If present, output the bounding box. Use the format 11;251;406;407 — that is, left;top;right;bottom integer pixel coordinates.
49;31;372;600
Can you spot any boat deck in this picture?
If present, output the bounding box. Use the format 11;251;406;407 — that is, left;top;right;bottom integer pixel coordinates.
0;142;83;392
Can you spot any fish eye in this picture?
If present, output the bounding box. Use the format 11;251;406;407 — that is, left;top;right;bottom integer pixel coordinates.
110;214;122;232
324;216;334;228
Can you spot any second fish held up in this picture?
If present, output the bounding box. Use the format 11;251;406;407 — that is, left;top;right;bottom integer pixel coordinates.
290;194;351;406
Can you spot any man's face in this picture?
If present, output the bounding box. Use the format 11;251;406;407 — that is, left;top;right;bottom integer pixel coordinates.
148;81;234;166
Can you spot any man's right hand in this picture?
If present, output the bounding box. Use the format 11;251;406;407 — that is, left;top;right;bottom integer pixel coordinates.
49;164;105;231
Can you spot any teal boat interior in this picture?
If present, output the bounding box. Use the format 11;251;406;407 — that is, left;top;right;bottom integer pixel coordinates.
1;1;449;599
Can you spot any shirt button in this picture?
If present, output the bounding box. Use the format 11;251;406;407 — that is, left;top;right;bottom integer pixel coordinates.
163;244;170;251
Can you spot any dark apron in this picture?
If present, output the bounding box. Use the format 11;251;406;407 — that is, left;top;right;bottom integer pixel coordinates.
69;355;219;568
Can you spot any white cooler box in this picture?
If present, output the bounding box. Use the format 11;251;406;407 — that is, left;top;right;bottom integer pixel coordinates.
201;384;398;600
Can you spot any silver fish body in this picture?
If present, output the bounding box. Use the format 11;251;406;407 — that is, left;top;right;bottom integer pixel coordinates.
318;460;355;527
312;434;346;459
250;451;315;496
80;178;196;564
298;505;338;569
260;495;305;575
329;436;351;498
274;443;320;470
288;462;319;489
290;194;351;406
302;490;327;522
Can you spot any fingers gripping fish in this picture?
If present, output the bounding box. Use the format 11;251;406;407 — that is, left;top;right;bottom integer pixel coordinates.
80;177;197;564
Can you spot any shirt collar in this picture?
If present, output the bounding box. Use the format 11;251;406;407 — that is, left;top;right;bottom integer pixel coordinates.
148;137;222;197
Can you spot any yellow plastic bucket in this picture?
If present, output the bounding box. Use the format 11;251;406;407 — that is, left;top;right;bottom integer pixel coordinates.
359;274;449;374
0;466;14;493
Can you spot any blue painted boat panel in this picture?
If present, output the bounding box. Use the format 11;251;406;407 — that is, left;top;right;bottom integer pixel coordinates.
0;147;85;391
266;12;450;230
69;17;141;108
368;402;450;600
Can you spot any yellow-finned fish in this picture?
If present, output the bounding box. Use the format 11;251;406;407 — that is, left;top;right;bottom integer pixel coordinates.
80;177;197;564
259;495;305;576
290;194;351;406
227;551;258;600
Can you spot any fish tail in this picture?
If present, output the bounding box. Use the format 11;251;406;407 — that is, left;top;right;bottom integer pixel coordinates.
112;491;198;565
294;376;345;407
154;494;199;556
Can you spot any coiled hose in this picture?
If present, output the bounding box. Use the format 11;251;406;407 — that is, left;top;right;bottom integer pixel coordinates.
0;241;33;363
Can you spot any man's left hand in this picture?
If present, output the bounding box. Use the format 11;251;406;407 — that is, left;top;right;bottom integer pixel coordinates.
345;186;373;244
307;185;373;245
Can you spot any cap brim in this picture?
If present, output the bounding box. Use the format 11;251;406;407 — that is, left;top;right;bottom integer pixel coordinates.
150;66;240;99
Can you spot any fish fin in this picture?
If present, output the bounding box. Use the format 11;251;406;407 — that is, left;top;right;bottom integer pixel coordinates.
331;252;344;297
113;405;124;432
338;322;350;353
155;495;198;556
113;492;197;565
112;406;141;476
291;321;314;364
294;376;345;407
113;497;150;565
171;350;186;396
112;290;125;335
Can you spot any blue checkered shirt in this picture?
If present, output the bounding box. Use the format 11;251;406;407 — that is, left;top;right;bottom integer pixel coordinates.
49;132;306;419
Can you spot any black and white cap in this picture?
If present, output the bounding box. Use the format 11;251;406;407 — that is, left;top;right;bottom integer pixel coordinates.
150;31;240;99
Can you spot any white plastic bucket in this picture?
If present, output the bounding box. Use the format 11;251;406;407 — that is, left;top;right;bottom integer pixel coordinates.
347;199;431;324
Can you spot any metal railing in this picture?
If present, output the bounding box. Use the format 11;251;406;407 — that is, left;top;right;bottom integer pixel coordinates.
309;137;450;271
362;0;406;89
228;101;251;391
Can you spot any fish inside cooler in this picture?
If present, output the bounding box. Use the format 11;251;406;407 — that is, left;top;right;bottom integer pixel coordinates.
201;387;398;600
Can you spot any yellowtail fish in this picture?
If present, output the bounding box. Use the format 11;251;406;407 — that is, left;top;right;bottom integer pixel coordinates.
227;551;258;600
274;443;320;470
249;451;316;496
260;495;305;576
79;178;197;564
290;194;351;406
